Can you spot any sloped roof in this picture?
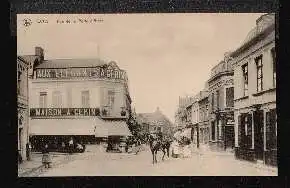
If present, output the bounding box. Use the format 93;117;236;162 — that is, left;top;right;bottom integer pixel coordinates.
137;109;173;127
18;55;39;65
35;58;107;69
231;13;275;57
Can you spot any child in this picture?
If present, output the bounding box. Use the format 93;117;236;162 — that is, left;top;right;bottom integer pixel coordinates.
42;144;52;168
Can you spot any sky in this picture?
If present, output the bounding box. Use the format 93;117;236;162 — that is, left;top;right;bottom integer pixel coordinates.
17;13;264;123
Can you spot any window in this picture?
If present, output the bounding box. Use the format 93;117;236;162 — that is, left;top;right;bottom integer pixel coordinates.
242;63;248;96
52;91;62;108
81;90;90;108
271;48;276;87
211;122;215;141
107;90;115;109
266;109;277;150
211;93;215;111
226;87;234;107
255;56;263;92
216;90;219;109
17;71;23;95
39;92;47;108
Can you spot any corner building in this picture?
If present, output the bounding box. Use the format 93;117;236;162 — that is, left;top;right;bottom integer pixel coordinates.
231;14;276;166
28;47;132;150
207;54;235;151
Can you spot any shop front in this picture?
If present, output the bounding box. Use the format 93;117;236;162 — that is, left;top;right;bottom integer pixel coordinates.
94;118;132;152
235;105;277;166
29;116;98;152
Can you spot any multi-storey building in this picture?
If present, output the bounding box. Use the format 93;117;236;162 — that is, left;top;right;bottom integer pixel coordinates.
137;107;174;136
175;96;194;129
230;13;276;166
17;56;30;162
198;90;210;145
207;53;235;151
27;47;132;150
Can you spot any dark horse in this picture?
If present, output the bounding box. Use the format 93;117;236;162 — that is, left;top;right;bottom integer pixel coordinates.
149;134;172;164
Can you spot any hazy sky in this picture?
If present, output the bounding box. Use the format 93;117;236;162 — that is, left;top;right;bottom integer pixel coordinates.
17;13;264;123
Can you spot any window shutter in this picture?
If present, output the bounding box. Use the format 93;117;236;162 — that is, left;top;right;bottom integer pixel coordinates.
238;115;242;147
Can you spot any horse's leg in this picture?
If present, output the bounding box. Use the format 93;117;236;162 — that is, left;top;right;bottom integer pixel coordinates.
154;150;158;163
167;147;170;158
162;148;165;161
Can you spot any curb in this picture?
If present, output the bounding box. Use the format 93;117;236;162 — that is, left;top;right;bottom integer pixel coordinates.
19;154;79;177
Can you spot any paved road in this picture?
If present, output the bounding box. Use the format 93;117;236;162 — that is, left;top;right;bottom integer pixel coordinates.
38;145;277;176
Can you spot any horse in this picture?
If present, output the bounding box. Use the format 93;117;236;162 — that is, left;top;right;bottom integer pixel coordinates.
149;134;172;164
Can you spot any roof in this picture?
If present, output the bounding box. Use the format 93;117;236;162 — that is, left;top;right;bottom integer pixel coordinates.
35;58;107;69
137;108;174;127
18;55;39;65
230;13;275;58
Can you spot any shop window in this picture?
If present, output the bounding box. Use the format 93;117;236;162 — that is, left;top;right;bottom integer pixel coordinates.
81;90;90;108
226;87;234;107
39;92;47;108
52;91;62;108
242;63;248;96
271;48;276;88
266;109;277;150
255;55;263;92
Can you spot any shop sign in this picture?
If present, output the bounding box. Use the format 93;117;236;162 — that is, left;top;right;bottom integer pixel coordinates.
30;108;100;117
35;67;127;80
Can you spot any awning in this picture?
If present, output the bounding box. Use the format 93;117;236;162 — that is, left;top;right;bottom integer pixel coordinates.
94;118;132;137
30;118;96;135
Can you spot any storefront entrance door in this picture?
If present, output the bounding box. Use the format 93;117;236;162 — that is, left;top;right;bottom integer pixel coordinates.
254;110;264;161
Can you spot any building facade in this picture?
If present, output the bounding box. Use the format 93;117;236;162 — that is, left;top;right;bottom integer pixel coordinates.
137;107;174;137
207;54;235;151
175;96;194;129
198;90;210;145
27;47;132;150
230;14;276;166
17;56;30;161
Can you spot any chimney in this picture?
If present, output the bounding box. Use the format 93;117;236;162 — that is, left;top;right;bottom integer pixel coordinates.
35;47;44;60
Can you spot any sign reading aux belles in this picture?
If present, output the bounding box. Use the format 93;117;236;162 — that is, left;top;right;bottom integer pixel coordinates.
36;67;127;80
30;108;100;117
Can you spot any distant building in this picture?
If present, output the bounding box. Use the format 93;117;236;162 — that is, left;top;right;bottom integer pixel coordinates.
175;96;194;129
26;47;132;150
198;90;210;145
137;107;174;136
230;13;276;166
207;53;235;151
17;56;30;161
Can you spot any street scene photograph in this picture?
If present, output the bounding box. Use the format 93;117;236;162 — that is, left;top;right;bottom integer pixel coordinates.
17;13;277;176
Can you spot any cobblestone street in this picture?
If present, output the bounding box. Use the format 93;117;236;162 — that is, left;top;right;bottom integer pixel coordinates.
31;145;278;176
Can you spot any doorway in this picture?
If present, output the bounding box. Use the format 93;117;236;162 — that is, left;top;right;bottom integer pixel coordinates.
254;110;264;161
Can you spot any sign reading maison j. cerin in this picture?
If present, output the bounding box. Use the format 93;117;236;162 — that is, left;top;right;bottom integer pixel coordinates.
36;66;127;80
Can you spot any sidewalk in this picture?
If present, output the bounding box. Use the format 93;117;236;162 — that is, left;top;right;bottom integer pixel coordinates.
18;152;79;177
190;145;277;174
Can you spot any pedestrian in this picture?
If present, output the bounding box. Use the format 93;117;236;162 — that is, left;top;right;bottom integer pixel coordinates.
68;137;74;154
26;142;32;161
42;144;52;168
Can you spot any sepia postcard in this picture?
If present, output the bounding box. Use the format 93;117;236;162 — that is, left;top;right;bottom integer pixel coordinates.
17;13;277;176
